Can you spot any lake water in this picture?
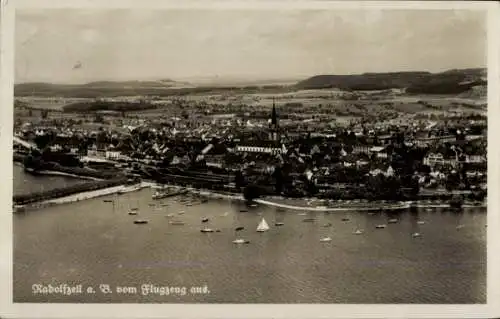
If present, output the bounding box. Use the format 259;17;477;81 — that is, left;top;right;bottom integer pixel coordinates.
13;164;88;197
13;168;487;303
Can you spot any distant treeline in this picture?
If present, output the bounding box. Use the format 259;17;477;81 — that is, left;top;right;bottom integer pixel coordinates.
405;80;485;94
63;101;159;112
15;68;486;97
296;69;486;93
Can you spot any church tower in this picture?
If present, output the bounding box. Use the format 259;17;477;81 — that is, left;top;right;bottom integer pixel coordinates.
269;97;279;142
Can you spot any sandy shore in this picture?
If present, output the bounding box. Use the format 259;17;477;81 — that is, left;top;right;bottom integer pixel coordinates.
254;199;410;211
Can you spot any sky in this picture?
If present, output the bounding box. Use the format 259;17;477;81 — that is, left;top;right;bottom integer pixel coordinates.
15;8;487;84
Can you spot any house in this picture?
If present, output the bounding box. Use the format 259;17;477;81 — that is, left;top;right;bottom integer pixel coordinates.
423;153;445;167
465;155;486;163
49;144;62;152
105;150;122;160
370;146;388;158
236;145;283;154
352;145;370;154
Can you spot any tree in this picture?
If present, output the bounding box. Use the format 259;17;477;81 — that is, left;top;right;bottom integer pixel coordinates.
272;166;284;194
445;171;460;191
243;184;263;202
235;170;245;190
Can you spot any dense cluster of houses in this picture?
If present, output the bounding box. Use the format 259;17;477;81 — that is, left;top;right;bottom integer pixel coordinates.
14;99;487;198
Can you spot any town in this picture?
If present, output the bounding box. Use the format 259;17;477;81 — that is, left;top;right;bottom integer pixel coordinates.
13;82;487;207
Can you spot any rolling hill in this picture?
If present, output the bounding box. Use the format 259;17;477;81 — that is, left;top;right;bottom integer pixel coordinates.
295;68;486;94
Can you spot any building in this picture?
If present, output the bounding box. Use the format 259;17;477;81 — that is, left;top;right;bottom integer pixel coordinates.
235;145;283;154
269;98;280;142
236;98;282;155
423;153;445;167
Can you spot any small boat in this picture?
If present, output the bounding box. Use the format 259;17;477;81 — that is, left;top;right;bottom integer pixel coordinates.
160;203;169;207
388;218;398;224
302;218;315;222
128;211;138;215
353;229;364;235
256;218;270;232
215;229;221;233
130;207;138;211
201;217;209;223
425;208;434;212
249;204;258;207
170;221;185;225
148;203;156;207
275;222;284;226
133;220;148;224
178;211;185;215
323;223;332;227
417;220;425;225
412;232;422;238
165;213;175;217
186;203;193;207
375;224;387;229
235;226;245;231
233;239;250;244
341;218;350;222
298;212;307;216
200;228;214;233
320;237;332;242
240;209;248;213
103;200;113;203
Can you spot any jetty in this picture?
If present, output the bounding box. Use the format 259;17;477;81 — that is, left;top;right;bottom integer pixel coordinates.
152;188;188;200
13;178;128;206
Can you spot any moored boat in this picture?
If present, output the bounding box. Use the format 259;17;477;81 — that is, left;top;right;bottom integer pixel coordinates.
170;221;185;225
232;239;250;244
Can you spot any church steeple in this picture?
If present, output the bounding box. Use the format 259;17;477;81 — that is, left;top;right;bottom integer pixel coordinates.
271;97;278;127
269;97;279;143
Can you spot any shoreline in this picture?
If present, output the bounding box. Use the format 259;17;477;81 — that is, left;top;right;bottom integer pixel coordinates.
33;170;105;181
14;182;145;212
14;181;486;213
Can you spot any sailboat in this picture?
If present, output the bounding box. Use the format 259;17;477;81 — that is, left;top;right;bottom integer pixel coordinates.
256;218;270;232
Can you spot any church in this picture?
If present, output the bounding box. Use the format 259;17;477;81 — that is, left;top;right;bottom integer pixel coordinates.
235;98;285;155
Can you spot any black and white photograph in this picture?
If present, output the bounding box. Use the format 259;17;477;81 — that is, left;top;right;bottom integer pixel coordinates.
1;0;499;317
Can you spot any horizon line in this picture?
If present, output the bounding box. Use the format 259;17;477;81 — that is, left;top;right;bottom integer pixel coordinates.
13;66;487;86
